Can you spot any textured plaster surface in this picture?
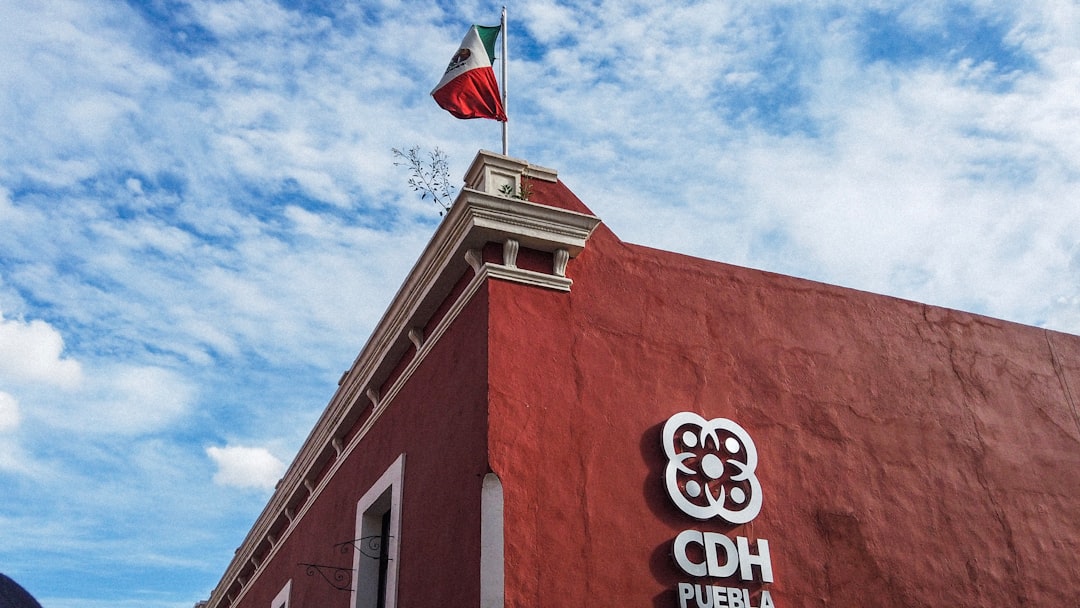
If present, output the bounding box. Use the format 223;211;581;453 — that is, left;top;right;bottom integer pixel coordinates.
489;183;1080;607
226;175;1079;608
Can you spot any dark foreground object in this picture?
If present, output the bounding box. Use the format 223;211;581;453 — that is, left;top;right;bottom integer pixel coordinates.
0;574;42;608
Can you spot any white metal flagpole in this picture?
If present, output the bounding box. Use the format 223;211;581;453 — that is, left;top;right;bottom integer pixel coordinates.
501;6;508;156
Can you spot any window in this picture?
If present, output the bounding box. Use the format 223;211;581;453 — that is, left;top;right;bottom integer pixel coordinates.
271;580;291;608
351;454;404;608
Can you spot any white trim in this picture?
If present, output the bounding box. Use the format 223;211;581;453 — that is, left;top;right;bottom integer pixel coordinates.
480;473;504;608
553;248;570;277
350;454;405;608
271;580;291;608
482;263;573;292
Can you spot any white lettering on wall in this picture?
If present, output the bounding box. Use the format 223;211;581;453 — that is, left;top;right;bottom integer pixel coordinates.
677;583;775;608
662;412;776;607
672;532;773;583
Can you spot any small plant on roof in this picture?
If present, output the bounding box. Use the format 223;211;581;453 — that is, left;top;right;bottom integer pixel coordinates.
392;145;456;215
498;178;532;201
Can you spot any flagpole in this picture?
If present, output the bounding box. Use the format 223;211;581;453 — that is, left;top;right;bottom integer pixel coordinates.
501;6;508;156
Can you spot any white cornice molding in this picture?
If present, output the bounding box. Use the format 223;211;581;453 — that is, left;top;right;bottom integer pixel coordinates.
482;264;574;292
206;151;600;608
463;149;558;196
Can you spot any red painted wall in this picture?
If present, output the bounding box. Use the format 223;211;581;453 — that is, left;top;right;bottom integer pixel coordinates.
235;279;491;608
225;175;1079;608
488;192;1080;607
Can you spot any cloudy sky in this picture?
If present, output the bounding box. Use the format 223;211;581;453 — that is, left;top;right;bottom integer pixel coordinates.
1;0;1078;606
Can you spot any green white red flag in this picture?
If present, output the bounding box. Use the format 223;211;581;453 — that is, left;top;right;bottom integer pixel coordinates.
431;25;507;122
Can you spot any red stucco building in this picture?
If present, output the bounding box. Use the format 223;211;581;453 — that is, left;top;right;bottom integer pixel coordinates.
202;151;1080;608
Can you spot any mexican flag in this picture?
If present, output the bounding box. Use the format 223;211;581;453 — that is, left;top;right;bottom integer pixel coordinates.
431;25;507;122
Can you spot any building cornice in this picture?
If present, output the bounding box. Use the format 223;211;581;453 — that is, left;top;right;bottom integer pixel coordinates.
205;151;600;608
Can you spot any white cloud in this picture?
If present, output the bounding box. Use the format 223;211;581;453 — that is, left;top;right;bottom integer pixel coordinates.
0;0;171;189
0;391;19;431
521;1;577;44
206;444;286;490
24;364;196;436
514;0;1080;337
0;311;83;389
194;0;297;38
92;366;196;433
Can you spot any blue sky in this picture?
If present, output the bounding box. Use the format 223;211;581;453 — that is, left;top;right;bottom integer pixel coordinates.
1;1;1078;606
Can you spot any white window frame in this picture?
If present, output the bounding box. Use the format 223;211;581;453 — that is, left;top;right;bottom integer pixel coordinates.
271;579;291;608
350;454;405;608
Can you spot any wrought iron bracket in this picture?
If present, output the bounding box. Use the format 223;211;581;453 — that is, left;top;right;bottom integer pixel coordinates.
334;535;393;560
298;562;353;592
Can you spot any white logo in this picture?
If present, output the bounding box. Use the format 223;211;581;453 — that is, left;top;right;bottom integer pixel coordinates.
662;412;762;524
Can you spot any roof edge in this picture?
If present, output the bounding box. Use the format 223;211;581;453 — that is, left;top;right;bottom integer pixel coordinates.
204;152;600;608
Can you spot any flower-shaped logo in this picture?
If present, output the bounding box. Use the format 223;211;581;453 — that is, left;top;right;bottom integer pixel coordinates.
662;412;762;524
